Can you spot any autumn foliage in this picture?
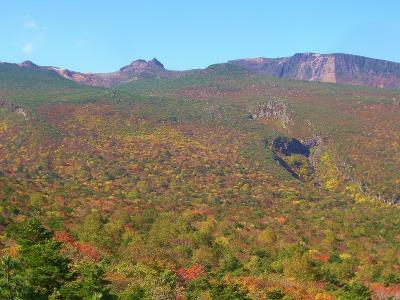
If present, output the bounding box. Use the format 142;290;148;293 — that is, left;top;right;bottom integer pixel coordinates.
55;231;101;261
0;64;399;299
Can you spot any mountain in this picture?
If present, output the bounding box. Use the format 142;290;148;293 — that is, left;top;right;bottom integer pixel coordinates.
16;58;183;87
0;60;85;91
229;52;400;88
1;53;400;299
9;52;400;89
0;61;108;106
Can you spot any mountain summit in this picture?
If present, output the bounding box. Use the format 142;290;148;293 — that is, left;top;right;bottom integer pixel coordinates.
119;58;165;72
47;58;173;87
18;60;40;69
229;52;400;88
15;58;173;87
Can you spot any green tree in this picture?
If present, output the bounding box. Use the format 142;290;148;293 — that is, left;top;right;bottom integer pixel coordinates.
15;219;71;299
79;212;104;246
61;263;113;299
119;285;145;300
210;276;251;300
266;289;286;300
0;255;24;300
0;219;113;299
334;281;371;300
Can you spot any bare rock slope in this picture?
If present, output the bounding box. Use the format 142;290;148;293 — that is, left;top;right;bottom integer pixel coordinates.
229;53;400;88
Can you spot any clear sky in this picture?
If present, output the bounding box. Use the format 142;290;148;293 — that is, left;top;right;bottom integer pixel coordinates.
1;1;400;72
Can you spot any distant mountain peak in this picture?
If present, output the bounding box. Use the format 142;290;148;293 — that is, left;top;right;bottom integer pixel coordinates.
120;58;165;72
148;58;164;68
296;52;320;56
27;58;174;87
19;60;39;68
125;59;147;67
229;52;400;88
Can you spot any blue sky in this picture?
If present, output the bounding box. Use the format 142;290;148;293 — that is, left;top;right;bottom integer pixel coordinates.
1;1;399;72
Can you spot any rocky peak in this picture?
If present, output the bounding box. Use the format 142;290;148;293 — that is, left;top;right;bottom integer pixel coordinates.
120;58;165;72
292;52;319;58
124;59;147;68
148;58;164;68
19;60;39;69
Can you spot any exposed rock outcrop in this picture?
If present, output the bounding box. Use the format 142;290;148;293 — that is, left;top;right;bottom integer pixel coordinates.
18;60;40;69
250;100;293;129
229;52;400;89
268;134;326;180
272;136;310;157
0;99;30;120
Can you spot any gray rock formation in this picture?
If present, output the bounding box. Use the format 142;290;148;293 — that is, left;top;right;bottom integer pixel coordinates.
229;52;400;88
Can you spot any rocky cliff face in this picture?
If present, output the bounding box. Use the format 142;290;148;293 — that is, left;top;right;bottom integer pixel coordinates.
229;53;400;88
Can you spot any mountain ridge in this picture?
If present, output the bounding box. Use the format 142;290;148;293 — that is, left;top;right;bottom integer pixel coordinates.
9;52;400;89
229;52;400;88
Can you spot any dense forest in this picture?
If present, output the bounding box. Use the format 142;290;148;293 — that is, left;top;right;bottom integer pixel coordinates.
0;63;399;299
